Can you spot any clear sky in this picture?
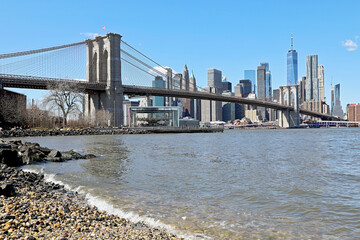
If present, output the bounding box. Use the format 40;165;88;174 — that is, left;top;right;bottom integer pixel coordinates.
1;0;359;107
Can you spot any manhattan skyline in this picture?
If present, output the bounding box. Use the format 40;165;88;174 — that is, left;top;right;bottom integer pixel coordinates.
0;0;359;106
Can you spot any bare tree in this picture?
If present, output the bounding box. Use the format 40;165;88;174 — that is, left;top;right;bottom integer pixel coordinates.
26;101;52;128
95;110;112;127
43;82;84;127
0;93;27;127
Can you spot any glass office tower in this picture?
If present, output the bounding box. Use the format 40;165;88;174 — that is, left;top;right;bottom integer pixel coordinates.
287;34;298;85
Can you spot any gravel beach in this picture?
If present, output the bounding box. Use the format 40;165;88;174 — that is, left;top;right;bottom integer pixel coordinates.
0;166;184;240
0;138;184;240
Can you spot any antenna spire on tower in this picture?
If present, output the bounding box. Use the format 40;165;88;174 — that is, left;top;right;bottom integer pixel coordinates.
291;33;293;51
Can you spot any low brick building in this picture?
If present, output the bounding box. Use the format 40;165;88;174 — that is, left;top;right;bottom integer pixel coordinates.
0;89;27;127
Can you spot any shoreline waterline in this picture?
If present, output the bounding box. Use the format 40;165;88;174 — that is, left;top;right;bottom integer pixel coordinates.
2;128;359;239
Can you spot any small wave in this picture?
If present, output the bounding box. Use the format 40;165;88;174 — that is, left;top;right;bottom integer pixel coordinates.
22;168;197;239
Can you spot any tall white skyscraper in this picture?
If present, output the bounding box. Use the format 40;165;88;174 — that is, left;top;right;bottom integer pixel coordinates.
318;65;325;101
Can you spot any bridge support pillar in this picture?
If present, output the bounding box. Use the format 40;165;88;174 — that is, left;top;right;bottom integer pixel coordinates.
278;85;300;128
84;33;123;126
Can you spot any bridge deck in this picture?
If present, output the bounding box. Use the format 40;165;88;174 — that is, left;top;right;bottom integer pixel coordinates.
0;74;340;121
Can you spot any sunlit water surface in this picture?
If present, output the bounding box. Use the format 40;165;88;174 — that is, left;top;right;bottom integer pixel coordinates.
20;128;360;239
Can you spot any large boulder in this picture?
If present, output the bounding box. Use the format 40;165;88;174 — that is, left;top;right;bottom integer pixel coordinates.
0;149;22;167
61;150;82;160
0;183;16;197
21;148;44;165
46;149;63;162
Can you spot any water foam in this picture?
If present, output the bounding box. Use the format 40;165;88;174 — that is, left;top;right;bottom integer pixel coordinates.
21;167;196;239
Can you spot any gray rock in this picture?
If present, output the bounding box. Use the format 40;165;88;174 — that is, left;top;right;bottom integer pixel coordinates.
46;157;64;162
0;144;11;149
0;149;22;166
48;149;62;158
0;183;16;197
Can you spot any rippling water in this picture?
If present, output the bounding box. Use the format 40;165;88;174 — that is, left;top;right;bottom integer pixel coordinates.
20;128;360;239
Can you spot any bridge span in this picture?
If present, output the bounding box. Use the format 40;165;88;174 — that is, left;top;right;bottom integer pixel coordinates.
0;32;341;127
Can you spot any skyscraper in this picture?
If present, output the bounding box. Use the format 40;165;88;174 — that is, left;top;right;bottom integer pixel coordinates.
332;83;344;117
201;69;223;121
221;77;232;92
207;69;222;90
331;83;334;113
182;64;189;91
305;55;319;101
318;65;325;101
244;70;256;93
152;76;165;106
182;65;194;117
257;65;266;100
260;62;272;100
257;65;268;120
287;34;298;85
234;80;252;98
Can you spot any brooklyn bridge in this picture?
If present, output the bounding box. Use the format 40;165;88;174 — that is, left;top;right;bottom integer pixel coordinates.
0;33;340;128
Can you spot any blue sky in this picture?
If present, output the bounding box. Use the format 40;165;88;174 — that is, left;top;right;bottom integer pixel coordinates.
1;0;359;106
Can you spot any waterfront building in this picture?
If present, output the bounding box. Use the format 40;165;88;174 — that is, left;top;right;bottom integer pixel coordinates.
129;106;180;127
244;70;256;93
347;104;360;122
0;89;26;127
123;100;140;126
318;65;325;101
152;76;165;106
306;55;319;101
287;34;298;85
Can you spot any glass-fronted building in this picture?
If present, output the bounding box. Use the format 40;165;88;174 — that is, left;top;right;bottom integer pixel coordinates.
287;50;298;85
152;76;165;106
244;70;256;93
260;63;271;100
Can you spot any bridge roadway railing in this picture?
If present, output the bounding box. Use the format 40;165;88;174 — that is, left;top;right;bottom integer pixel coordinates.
122;85;340;121
0;74;106;92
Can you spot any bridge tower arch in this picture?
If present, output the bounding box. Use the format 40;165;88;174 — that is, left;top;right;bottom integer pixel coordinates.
84;33;123;126
279;85;300;128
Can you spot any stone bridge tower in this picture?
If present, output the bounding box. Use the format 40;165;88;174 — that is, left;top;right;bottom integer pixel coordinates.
279;85;300;128
84;33;123;126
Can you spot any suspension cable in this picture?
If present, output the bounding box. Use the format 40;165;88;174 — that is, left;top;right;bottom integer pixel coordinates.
0;41;86;59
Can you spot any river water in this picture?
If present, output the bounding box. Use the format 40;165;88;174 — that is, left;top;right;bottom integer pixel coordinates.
20;128;360;239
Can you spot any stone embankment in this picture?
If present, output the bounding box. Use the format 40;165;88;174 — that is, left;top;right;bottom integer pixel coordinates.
0;139;182;239
0;128;148;138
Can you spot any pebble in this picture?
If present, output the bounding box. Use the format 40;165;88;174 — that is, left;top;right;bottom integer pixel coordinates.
0;166;184;240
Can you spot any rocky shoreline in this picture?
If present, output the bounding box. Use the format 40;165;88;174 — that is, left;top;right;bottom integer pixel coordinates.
0;128;149;139
0;139;183;240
